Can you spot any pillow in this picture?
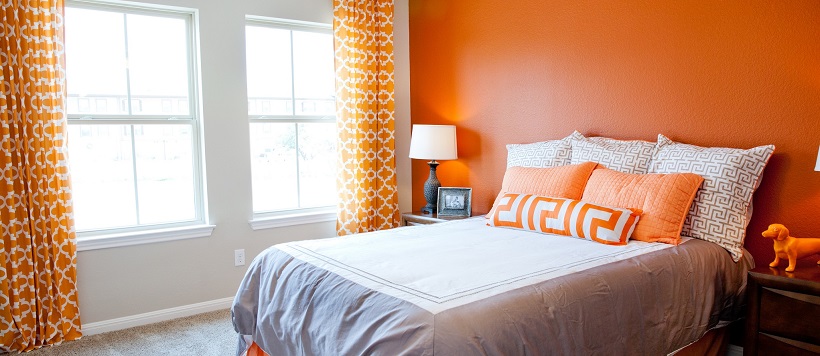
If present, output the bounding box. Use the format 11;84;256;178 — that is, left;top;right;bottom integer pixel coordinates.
486;162;599;217
489;193;642;246
581;168;703;245
570;131;657;174
506;133;573;168
649;134;775;261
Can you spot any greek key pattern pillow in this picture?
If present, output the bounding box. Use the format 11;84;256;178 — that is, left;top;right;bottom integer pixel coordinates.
649;134;774;261
570;131;657;174
506;134;573;168
489;193;642;246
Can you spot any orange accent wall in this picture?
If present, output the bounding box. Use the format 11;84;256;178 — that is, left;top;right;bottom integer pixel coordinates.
408;0;820;265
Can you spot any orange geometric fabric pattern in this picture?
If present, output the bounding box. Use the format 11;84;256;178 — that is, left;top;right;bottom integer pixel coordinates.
489;193;642;246
333;0;400;235
0;0;82;352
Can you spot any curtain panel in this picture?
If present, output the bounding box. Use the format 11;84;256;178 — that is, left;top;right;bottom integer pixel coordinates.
0;0;82;352
334;0;399;235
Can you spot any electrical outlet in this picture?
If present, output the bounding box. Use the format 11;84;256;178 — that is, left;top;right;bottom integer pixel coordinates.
234;249;245;266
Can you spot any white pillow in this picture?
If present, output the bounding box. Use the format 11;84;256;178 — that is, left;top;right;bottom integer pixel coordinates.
649;134;775;262
570;131;657;174
506;133;573;168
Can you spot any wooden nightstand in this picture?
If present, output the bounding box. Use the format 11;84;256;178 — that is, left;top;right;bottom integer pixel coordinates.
744;259;820;355
401;212;474;226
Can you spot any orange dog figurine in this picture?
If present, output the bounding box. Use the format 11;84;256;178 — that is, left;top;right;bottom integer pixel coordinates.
761;224;820;272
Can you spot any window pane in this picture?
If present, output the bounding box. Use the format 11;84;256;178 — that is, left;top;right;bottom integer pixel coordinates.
250;123;298;212
67;124;197;229
246;26;293;115
298;123;336;207
65;8;128;115
292;31;335;116
134;125;196;224
68;125;137;230
127;14;190;115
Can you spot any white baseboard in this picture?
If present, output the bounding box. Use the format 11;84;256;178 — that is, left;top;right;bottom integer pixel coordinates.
81;297;234;336
726;344;743;356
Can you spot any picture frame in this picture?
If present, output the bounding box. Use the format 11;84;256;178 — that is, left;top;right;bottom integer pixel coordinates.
437;187;472;217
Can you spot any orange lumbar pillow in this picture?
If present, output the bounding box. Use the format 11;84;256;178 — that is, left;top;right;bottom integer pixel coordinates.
581;167;704;245
488;193;642;246
486;161;598;218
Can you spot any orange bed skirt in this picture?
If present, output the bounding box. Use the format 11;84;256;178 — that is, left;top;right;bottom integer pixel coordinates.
675;327;729;356
241;326;728;356
246;341;269;356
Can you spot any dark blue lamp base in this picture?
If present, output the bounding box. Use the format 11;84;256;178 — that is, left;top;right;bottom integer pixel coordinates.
421;161;440;214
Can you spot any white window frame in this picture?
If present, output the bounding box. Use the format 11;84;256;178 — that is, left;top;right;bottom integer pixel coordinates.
65;0;213;250
245;16;337;229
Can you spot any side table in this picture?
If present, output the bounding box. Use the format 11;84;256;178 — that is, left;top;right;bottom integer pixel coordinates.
744;259;820;355
401;212;475;226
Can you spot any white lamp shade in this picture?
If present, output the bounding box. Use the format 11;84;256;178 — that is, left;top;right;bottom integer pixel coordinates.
815;145;820;171
409;124;458;160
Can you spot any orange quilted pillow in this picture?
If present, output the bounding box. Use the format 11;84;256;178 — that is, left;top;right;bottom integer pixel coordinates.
581;168;703;245
487;161;598;217
489;193;642;246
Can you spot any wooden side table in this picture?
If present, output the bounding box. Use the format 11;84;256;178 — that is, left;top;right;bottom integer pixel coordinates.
401;212;475;226
744;259;820;355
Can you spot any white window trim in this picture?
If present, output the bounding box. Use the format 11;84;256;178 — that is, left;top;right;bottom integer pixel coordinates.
245;16;337;218
249;207;336;231
66;0;209;239
245;16;331;33
77;224;215;251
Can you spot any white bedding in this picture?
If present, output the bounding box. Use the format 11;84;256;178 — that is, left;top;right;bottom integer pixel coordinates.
277;217;675;314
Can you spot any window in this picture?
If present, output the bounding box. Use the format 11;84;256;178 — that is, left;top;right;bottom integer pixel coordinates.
245;18;337;217
65;1;206;238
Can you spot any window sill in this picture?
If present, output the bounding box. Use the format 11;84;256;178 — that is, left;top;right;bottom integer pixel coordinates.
249;209;336;231
77;224;216;252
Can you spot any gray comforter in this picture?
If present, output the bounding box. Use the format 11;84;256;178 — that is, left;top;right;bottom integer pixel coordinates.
232;221;752;355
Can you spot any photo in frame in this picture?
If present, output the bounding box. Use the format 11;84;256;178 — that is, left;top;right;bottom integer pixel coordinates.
437;187;472;217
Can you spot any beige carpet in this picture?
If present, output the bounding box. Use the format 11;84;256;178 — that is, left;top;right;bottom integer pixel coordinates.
11;309;237;355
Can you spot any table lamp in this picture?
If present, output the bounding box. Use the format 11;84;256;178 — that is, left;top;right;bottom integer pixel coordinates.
409;124;458;214
815;145;820;171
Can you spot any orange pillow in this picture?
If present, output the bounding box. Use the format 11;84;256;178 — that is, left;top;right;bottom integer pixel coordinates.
487;162;598;217
581;168;703;245
488;193;642;246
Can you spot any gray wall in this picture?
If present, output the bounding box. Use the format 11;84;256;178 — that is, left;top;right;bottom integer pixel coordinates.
76;0;412;324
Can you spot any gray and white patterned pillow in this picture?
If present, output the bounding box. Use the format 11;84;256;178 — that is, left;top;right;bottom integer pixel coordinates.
649;134;775;262
506;134;573;168
570;131;657;174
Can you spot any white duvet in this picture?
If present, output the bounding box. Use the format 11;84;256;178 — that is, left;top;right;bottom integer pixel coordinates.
276;217;675;314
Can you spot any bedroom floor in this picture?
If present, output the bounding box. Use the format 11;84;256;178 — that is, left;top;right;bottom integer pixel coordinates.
2;309;235;355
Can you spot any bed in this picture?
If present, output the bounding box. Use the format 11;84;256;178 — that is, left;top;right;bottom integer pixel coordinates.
233;218;752;355
232;131;774;355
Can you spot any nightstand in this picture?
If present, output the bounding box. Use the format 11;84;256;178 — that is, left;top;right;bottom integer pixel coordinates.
744;259;820;355
401;212;474;226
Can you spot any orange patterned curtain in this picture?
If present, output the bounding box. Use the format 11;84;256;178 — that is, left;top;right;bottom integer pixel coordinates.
0;0;82;352
334;0;399;235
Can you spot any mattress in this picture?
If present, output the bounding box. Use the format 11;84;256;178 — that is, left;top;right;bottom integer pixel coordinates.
232;218;752;355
